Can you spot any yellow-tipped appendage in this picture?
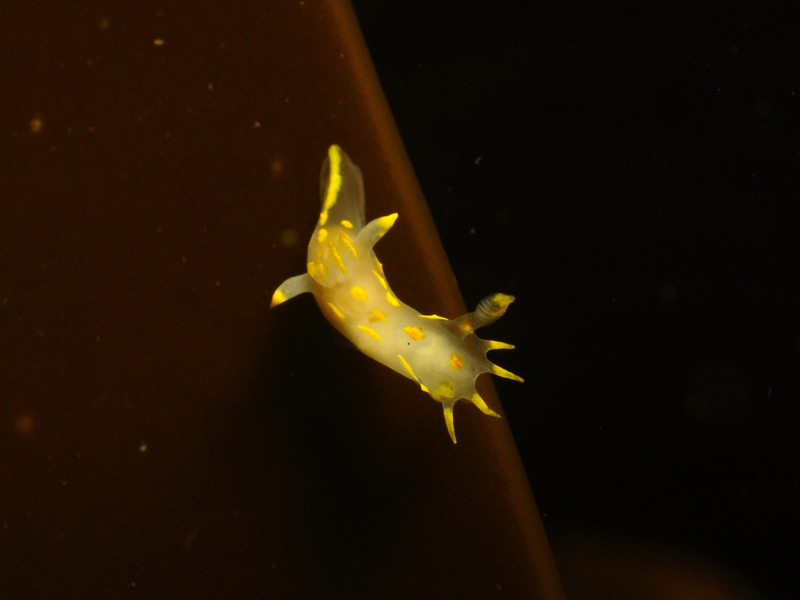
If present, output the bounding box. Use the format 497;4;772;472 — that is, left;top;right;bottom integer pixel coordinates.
270;289;287;308
491;364;524;383
471;392;501;418
443;402;457;443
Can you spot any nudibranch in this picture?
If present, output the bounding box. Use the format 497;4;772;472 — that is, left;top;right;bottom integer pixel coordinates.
271;145;522;443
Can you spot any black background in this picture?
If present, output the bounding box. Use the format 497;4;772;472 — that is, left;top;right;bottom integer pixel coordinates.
354;2;799;598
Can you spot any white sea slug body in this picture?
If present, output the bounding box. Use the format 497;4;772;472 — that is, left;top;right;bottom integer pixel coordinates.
271;145;522;443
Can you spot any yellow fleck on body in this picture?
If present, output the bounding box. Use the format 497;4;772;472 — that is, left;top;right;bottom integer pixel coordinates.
327;240;346;274
402;326;424;341
357;325;381;341
373;270;388;290
316;262;328;283
397;355;419;381
350;286;368;301
339;231;357;257
327;302;346;320
419;313;448;321
433;380;455;400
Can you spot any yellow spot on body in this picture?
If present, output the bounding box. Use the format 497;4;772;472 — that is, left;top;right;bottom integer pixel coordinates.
306;261;315;278
450;354;463;370
459;321;475;335
341;219;353;229
386;292;400;307
433;380;455;400
327;302;346;320
153;38;165;46
327;240;346;274
397;355;419;381
339;231;357;258
370;309;387;322
403;326;424;341
357;325;381;341
316;262;328;283
350;286;368;301
316;228;328;243
419;313;448;321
